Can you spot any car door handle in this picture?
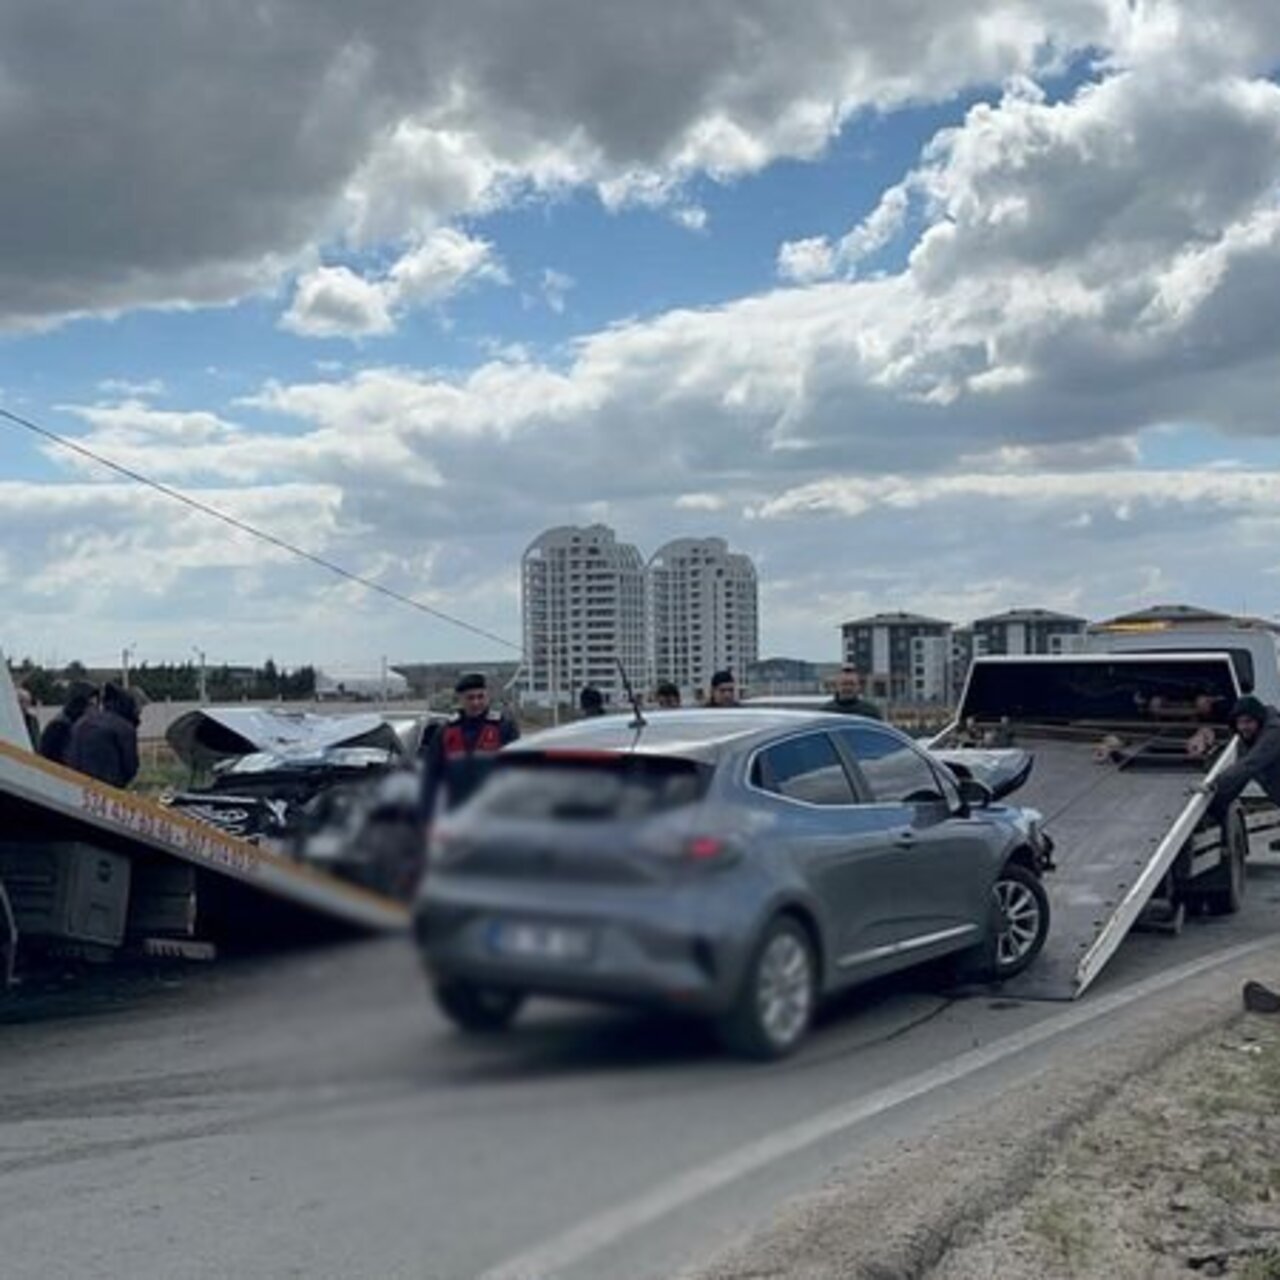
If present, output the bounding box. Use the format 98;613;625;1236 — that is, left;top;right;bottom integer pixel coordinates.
893;830;916;848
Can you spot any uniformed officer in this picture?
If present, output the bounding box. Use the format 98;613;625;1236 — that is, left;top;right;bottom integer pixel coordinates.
420;673;520;821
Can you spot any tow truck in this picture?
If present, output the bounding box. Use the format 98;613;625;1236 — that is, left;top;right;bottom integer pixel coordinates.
0;654;408;985
931;611;1280;998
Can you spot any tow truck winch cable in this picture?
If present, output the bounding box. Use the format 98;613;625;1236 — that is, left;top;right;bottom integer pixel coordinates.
1;404;522;654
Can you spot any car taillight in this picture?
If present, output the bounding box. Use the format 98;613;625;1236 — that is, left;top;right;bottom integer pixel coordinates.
685;836;727;861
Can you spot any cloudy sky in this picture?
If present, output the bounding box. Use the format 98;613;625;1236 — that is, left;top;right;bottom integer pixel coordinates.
3;0;1280;670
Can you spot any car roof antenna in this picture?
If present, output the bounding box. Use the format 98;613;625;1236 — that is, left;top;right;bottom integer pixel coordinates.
616;657;647;731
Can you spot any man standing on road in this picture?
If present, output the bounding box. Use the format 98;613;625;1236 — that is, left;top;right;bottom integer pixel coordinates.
708;670;740;707
420;673;519;822
39;680;97;765
67;682;141;789
1194;696;1280;1014
823;666;883;720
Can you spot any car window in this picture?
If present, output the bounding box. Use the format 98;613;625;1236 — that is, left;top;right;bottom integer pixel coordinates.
474;756;710;820
752;732;857;806
836;725;945;805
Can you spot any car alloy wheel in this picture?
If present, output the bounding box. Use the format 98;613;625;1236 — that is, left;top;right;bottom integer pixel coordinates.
719;917;816;1060
757;930;813;1050
991;865;1048;974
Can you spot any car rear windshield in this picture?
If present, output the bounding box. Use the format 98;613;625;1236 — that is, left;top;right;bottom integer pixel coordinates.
473;754;712;821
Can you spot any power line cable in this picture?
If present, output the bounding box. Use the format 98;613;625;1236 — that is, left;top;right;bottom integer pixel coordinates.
0;404;522;654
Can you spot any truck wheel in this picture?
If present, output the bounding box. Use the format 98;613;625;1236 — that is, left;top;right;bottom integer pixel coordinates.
717;917;816;1061
976;864;1050;981
433;980;525;1033
1197;811;1247;916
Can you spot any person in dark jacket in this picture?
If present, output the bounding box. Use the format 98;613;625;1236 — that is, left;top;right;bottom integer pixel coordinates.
420;673;519;822
66;682;140;788
39;681;98;765
579;686;606;718
1203;696;1280;820
823;666;883;720
1197;696;1280;1014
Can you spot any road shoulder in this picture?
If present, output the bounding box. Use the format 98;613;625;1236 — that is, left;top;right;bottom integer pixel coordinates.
685;942;1280;1280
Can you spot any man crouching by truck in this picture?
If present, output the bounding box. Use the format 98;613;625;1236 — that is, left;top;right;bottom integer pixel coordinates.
1195;696;1280;1014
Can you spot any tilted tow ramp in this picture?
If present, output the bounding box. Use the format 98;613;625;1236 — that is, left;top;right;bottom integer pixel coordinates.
932;653;1258;1000
0;660;407;974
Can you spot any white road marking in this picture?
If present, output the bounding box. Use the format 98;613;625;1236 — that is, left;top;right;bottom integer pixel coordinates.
478;937;1276;1280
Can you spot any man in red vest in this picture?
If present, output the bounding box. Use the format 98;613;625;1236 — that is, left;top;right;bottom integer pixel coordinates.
420;672;520;821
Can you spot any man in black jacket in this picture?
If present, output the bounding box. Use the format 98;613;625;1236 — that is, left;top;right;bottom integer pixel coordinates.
1204;695;1280;819
1196;696;1280;1015
824;666;883;720
67;682;140;788
39;681;97;765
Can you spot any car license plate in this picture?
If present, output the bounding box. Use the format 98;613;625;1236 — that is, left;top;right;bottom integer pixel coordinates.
490;921;593;962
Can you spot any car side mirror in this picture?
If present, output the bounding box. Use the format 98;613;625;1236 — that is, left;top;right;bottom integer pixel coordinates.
957;777;993;810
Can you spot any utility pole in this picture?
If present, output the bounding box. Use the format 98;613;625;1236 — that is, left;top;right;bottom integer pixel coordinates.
192;647;207;704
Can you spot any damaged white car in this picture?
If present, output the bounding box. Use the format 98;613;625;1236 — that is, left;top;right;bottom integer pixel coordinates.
163;707;441;899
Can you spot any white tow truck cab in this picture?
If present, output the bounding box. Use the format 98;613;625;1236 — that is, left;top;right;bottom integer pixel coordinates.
1087;609;1280;705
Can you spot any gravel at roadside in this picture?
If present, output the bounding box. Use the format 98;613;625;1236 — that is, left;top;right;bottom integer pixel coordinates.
685;944;1280;1280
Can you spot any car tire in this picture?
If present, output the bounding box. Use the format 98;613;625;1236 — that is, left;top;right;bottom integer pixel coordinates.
433;980;525;1033
717;917;816;1061
976;863;1050;981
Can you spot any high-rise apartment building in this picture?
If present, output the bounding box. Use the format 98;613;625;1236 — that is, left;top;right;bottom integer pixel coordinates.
520;525;647;708
648;537;759;695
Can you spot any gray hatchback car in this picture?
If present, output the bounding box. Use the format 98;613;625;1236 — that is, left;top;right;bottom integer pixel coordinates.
414;709;1052;1058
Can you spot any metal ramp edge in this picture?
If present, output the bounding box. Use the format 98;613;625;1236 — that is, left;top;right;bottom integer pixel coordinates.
1067;737;1238;997
0;739;409;933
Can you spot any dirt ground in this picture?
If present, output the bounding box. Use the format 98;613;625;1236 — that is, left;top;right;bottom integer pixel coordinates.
930;1014;1280;1279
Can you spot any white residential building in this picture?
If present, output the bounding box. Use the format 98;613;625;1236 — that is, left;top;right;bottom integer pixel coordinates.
648;537;759;696
521;525;647;708
841;611;954;704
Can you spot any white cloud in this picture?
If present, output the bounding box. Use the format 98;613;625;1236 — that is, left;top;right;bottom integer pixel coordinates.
388;228;506;305
777;237;836;284
280;266;395;339
281;229;503;338
0;0;1136;329
540;269;575;315
673;205;709;232
751;468;1280;522
675;493;727;512
96;378;165;398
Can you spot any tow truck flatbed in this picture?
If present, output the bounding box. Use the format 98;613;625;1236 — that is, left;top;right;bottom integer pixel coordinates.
936;653;1256;1000
0;736;408;966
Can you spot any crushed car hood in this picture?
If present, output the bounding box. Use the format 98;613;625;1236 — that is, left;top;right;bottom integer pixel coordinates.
932;747;1034;801
167;707;403;772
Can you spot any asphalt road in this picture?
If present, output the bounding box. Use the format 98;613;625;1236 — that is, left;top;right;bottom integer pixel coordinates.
4;865;1280;1280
